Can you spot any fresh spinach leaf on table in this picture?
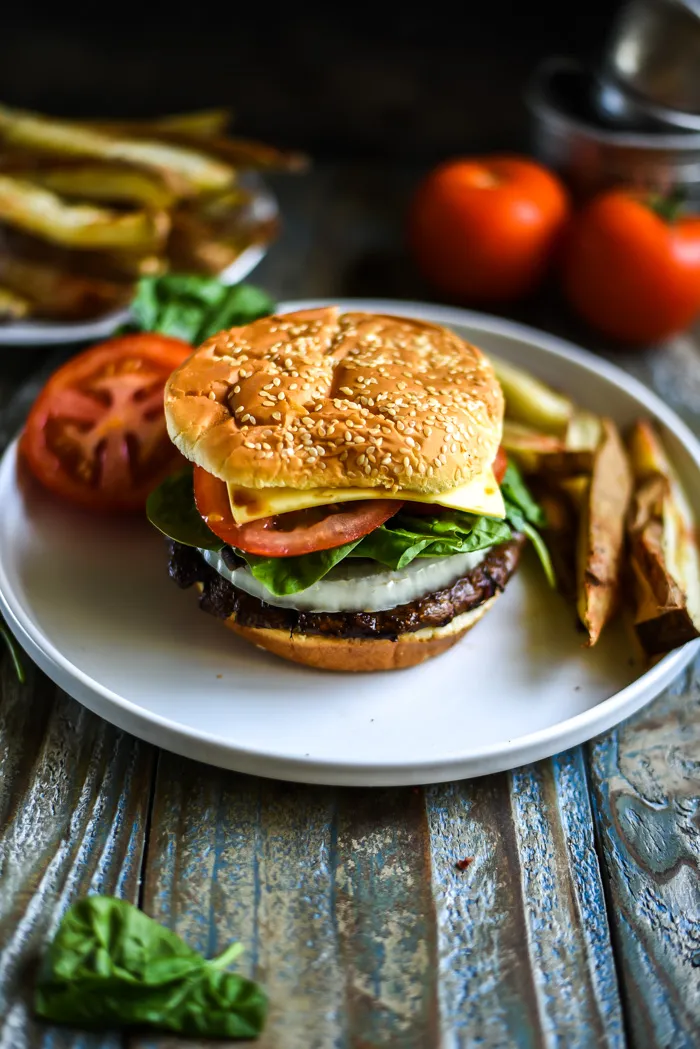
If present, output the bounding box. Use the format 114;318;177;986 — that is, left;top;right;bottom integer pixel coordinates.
131;274;274;344
35;896;267;1039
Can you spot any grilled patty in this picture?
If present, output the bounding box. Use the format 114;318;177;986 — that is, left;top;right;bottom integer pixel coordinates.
167;537;524;641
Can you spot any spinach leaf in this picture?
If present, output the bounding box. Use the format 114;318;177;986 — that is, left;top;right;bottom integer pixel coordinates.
34;896;266;1039
353;511;513;570
241;539;364;596
501;461;555;586
146;468;223;551
1;618;25;683
501;461;546;528
236;511;513;595
131;274;274;344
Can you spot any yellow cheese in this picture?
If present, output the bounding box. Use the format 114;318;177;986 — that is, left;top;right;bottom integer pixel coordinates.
227;467;505;525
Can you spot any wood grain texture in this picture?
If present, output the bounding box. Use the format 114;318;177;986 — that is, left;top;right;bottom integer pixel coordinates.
0;655;154;1049
426;752;624;1049
136;755;439;1049
589;656;700;1049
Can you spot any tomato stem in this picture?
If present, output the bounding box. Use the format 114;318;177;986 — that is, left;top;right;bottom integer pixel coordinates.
646;187;686;223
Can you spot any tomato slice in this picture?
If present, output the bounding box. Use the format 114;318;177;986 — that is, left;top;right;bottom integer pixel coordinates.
193;466;402;557
493;445;508;485
20;333;191;513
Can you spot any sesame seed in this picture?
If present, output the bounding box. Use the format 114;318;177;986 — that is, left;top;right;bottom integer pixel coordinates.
272;411;282;421
233;384;241;394
208;391;217;401
289;383;298;390
277;392;285;401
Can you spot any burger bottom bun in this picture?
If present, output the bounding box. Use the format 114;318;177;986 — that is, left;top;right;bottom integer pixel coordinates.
221;595;499;672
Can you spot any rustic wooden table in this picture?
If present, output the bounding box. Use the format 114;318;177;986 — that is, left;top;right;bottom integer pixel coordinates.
1;166;699;1049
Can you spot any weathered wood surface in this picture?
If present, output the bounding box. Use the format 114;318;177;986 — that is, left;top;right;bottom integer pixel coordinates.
0;659;154;1049
589;660;700;1049
131;751;623;1049
0;165;698;1048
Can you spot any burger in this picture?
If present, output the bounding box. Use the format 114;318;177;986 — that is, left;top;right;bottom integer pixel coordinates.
151;306;550;671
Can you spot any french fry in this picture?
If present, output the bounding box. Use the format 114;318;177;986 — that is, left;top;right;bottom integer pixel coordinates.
0;104;235;193
576;418;633;646
491;356;573;435
626;420;700;654
566;411;603;452
0;252;129;319
0;284;30;318
501;421;594;476
0;176;169;251
30;165;183;208
83;109;233;138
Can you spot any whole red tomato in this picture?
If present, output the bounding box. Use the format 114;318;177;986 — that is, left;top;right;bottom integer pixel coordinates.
561;190;700;344
409;156;570;302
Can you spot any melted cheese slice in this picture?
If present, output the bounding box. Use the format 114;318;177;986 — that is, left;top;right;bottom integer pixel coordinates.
227;467;505;525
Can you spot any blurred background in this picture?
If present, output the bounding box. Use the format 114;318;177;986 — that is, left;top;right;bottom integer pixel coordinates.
0;3;621;158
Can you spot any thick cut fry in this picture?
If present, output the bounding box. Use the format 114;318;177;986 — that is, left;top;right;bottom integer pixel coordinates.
576;418;633;646
501;420;564;472
501;420;593;475
0;253;129;318
626;420;700;654
31;165;182;208
0;284;30;319
491;356;573;435
85;109;233;138
0;105;234;192
0;176;168;251
566;411;603;452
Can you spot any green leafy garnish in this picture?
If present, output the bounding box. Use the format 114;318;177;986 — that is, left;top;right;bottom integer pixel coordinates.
146;467;224;551
146;459;555;596
237;511;513;596
501;460;555;586
501;461;547;528
242;539;364;596
132;274;275;344
1;617;25;683
354;511;512;570
34;896;266;1039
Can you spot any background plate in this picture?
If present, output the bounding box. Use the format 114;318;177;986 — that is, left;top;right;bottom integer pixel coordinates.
0;298;698;786
0;176;278;347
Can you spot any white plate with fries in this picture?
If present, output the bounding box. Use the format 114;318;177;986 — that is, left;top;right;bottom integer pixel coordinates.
0;299;698;785
0;104;300;346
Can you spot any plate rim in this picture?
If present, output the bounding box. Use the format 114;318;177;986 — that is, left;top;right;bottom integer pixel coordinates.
1;297;698;785
0;177;278;347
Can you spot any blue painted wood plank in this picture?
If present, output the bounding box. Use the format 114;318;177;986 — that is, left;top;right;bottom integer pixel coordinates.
137;759;440;1049
0;658;154;1049
426;751;624;1048
588;656;700;1049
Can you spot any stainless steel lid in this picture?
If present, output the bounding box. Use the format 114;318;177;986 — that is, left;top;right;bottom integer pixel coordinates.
600;0;700;130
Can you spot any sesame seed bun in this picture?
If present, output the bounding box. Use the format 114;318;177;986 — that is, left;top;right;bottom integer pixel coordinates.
165;307;503;494
221;596;498;671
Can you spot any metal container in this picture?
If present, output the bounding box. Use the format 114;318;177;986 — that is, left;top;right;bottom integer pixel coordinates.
600;0;700;131
527;58;700;199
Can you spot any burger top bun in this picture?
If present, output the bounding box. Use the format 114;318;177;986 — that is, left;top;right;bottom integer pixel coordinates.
164;307;503;493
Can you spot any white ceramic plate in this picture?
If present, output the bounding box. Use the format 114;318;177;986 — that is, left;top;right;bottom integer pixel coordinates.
0;299;698;786
0;177;278;348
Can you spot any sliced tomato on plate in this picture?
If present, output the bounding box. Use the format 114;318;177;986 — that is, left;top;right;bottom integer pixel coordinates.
20;333;191;513
194;466;402;557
